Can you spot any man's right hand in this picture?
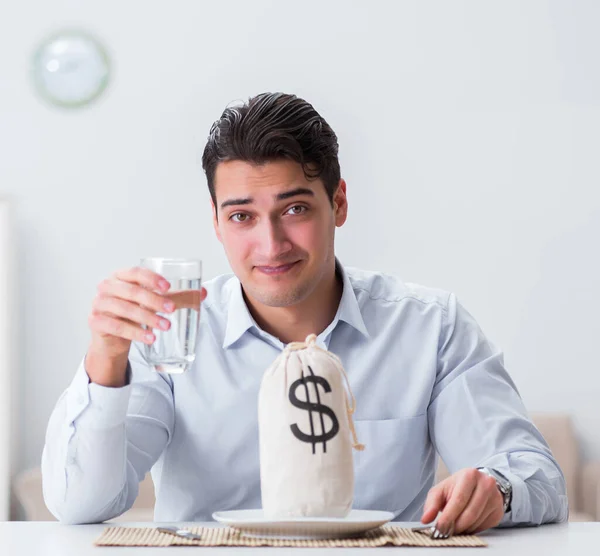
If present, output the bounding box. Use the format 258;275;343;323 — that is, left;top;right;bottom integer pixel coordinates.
85;266;206;387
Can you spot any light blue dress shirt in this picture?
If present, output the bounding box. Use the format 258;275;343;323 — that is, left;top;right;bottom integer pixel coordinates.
42;262;568;525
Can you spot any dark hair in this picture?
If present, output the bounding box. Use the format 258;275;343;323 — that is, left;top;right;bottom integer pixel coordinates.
202;92;341;207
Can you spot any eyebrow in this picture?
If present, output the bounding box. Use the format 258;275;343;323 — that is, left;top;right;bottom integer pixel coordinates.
220;187;315;209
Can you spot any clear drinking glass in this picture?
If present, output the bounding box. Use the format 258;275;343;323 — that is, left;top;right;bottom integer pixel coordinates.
139;257;202;374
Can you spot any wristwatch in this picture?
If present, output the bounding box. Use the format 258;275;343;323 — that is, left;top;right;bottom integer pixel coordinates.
477;467;512;513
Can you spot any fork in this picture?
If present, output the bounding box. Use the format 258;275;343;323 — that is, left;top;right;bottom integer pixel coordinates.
412;522;454;540
156;526;203;541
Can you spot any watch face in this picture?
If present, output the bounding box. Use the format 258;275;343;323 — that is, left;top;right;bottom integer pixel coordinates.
32;30;110;108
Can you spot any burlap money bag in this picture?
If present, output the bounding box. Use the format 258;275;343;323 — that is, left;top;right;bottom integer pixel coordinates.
258;334;364;518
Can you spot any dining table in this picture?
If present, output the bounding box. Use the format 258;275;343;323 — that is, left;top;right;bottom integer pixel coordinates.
1;520;598;555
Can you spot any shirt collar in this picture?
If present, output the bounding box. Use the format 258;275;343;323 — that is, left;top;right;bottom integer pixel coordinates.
334;260;370;339
222;278;257;349
222;258;369;349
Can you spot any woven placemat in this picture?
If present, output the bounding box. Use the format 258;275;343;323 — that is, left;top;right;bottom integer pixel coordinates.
94;525;487;548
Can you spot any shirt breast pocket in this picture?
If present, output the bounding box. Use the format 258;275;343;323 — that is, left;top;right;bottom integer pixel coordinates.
352;414;431;514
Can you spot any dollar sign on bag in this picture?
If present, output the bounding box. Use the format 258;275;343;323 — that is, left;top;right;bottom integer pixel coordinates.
289;365;340;454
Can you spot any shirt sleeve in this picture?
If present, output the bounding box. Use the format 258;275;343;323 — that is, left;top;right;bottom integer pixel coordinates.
428;292;569;526
41;341;174;524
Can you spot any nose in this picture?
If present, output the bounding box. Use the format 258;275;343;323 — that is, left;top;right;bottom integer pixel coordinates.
256;217;293;261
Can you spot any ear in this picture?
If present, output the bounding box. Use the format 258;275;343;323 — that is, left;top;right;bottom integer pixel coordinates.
211;199;223;243
333;179;348;227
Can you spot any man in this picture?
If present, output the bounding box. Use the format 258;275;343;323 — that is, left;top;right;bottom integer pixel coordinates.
42;92;568;533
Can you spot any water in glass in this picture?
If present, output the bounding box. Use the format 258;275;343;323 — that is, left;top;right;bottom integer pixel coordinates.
139;258;202;374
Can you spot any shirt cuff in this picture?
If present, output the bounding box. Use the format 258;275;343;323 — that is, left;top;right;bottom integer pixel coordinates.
496;468;531;526
66;357;133;430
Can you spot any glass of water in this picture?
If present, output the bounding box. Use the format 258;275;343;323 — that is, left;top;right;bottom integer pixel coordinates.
139;257;202;374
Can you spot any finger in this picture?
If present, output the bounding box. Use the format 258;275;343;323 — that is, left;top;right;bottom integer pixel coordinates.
435;469;479;533
453;474;496;533
421;487;445;524
477;506;505;534
98;279;175;314
465;506;495;535
201;287;207;301
466;490;505;534
88;313;155;344
466;503;504;534
93;295;171;331
113;266;171;292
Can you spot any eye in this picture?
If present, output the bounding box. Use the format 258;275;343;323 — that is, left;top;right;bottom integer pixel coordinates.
230;213;250;223
286;205;307;216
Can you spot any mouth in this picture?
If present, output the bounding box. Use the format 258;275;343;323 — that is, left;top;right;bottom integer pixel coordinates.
254;261;301;276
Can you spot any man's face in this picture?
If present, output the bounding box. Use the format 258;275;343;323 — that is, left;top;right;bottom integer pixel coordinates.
212;159;347;308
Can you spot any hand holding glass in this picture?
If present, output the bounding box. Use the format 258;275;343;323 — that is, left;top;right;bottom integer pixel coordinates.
139;258;202;373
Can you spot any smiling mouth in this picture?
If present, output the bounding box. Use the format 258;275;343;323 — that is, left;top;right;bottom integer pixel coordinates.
255;261;300;275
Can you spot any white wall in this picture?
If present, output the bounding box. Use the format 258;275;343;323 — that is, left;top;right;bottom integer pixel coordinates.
1;0;599;482
0;200;17;520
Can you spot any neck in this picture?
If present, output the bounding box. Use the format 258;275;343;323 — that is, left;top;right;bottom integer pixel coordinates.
244;262;343;345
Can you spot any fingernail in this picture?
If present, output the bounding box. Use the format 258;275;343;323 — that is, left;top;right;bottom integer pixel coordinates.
164;301;175;312
159;319;170;330
145;333;155;343
159;279;170;291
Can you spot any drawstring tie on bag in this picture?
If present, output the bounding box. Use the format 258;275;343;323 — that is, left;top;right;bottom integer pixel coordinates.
285;334;365;451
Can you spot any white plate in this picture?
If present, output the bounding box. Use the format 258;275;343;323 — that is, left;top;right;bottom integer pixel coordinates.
212;509;395;539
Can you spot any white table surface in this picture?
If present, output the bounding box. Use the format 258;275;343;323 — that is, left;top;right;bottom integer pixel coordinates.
1;521;598;555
